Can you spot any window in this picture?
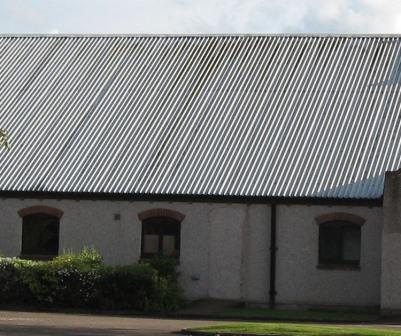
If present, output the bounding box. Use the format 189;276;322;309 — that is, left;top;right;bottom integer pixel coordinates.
141;217;181;259
21;213;60;260
318;221;361;267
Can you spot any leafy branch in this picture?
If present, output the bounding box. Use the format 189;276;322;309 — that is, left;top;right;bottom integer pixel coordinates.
0;129;10;149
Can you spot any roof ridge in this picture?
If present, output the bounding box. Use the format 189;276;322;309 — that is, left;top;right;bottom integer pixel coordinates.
1;33;401;38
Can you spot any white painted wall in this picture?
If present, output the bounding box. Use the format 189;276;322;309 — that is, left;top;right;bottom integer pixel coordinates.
276;205;382;308
208;205;244;299
0;198;382;307
0;199;269;301
243;204;270;302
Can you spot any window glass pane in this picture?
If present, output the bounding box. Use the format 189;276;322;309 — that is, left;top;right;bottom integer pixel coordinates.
143;234;159;254
162;235;176;257
22;213;59;256
141;216;181;258
319;221;361;266
142;221;160;234
343;227;361;262
319;225;341;263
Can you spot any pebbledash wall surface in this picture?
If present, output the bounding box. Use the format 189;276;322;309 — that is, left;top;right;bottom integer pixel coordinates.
0;197;383;309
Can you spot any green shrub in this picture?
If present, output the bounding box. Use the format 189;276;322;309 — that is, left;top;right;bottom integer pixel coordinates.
54;266;101;307
0;249;183;312
53;246;102;269
146;256;183;311
19;261;58;305
147;255;178;279
99;264;158;310
0;258;30;303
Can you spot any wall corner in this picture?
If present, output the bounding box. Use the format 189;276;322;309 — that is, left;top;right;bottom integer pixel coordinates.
381;169;401;313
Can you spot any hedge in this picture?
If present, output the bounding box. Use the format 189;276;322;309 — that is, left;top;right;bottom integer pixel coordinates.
0;248;183;312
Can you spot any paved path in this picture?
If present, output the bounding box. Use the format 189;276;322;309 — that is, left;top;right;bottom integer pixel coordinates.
0;311;225;336
2;310;401;335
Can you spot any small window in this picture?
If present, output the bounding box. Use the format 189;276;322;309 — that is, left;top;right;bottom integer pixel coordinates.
21;213;60;260
319;221;361;267
141;217;180;259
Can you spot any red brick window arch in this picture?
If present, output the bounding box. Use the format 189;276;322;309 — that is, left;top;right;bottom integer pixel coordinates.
316;212;365;268
18;205;64;219
138;209;185;259
18;206;63;260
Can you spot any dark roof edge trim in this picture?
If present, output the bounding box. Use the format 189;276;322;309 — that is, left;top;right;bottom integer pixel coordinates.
0;191;382;207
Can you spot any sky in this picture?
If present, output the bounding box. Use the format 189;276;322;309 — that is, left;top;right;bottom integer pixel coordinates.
1;0;401;34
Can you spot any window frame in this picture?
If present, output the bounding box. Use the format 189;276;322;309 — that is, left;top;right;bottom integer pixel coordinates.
318;221;361;267
138;209;184;260
18;206;63;261
141;217;181;259
316;213;364;270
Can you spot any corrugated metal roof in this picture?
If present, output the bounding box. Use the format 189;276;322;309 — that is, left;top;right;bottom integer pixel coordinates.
1;34;401;199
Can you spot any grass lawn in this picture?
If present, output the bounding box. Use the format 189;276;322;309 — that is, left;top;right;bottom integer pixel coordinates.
218;308;379;322
188;322;401;336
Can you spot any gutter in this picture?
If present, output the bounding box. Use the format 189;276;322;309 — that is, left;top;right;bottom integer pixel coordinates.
0;191;383;207
269;203;277;309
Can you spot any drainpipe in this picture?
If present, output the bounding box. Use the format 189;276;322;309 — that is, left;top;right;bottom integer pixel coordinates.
269;203;277;309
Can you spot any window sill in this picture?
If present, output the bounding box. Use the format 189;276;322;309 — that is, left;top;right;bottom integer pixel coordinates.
317;263;360;271
139;257;180;265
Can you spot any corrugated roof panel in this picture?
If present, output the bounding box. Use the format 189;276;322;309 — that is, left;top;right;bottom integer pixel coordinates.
0;35;401;199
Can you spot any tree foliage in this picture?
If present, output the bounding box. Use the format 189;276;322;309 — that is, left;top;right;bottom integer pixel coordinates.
0;129;10;149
